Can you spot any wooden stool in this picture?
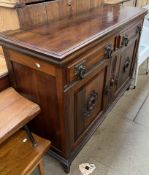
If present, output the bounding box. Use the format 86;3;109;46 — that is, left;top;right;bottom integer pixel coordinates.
0;130;51;175
0;87;40;144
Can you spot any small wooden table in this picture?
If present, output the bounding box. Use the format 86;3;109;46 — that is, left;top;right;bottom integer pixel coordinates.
0;130;51;175
0;87;40;144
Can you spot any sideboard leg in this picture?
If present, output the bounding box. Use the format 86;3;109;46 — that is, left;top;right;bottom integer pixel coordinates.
126;86;130;91
62;164;70;174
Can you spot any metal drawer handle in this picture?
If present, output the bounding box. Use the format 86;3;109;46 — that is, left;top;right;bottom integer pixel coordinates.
75;64;86;79
122;34;129;47
123;57;130;73
136;24;142;34
105;44;113;59
84;91;98;117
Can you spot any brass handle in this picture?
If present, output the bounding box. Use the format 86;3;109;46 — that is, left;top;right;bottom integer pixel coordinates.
84;91;98;117
136;24;142;34
123;57;130;73
75;64;86;79
105;44;113;59
122;34;129;47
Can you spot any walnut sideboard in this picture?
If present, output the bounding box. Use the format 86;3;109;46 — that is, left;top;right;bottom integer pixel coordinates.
0;4;147;173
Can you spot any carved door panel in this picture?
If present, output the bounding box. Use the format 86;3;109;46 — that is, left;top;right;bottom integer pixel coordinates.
109;36;139;100
117;38;137;91
74;69;104;139
65;60;110;148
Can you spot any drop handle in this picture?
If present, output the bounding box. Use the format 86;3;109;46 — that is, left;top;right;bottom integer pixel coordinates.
123;57;130;73
122;34;129;47
105;44;113;59
84;91;98;117
136;24;142;34
75;64;86;79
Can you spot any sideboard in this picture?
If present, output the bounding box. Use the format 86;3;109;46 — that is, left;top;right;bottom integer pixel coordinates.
0;4;147;173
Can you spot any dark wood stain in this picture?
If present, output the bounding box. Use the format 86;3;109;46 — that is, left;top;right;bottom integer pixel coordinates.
0;3;146;173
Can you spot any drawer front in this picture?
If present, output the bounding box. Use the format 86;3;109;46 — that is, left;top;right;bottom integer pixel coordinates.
8;49;56;77
66;36;115;84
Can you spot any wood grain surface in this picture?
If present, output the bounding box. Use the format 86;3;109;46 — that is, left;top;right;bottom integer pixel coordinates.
0;3;146;172
0;87;40;144
0;7;19;32
0;130;50;175
0;5;146;61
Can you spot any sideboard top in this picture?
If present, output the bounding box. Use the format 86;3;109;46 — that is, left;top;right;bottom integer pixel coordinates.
0;5;147;63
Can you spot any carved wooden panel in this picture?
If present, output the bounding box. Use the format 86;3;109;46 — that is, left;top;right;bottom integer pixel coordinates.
17;0;103;28
74;68;105;139
17;3;48;28
117;39;136;89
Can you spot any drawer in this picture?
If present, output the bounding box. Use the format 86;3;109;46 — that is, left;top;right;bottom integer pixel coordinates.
8;49;56;77
66;36;115;84
119;20;143;48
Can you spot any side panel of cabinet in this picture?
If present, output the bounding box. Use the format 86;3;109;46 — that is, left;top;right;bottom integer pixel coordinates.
9;61;65;155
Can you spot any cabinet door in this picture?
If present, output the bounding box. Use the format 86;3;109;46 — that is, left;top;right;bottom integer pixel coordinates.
110;20;143;96
75;69;104;138
117;38;137;91
65;60;110;147
109;37;139;99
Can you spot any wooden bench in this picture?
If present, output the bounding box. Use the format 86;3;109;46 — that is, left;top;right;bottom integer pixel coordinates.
0;130;51;175
0;87;40;144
